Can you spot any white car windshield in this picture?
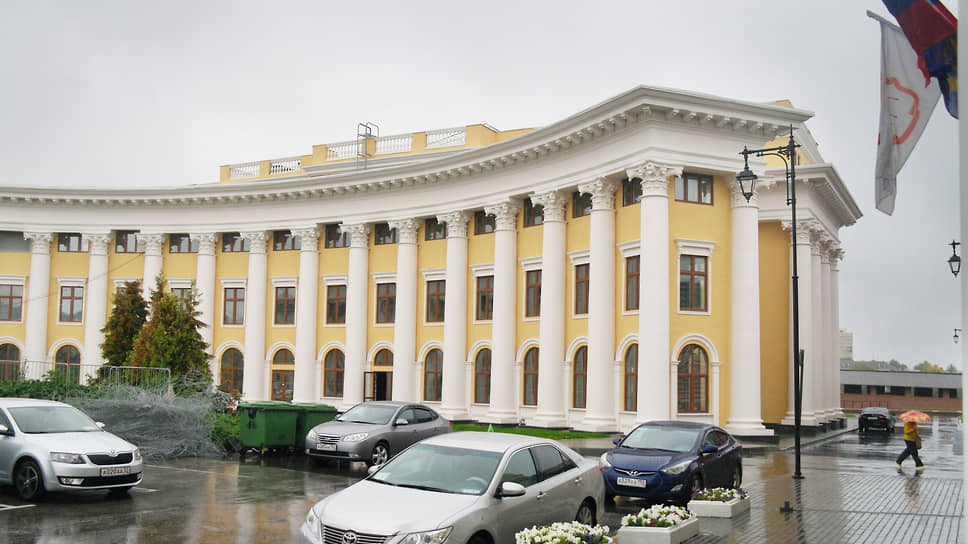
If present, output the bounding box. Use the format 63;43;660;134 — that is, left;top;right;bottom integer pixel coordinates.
621;427;699;453
9;406;101;434
369;444;502;495
338;404;398;424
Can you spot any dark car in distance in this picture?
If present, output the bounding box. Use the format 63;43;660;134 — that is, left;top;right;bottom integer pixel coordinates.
858;407;895;433
599;421;742;505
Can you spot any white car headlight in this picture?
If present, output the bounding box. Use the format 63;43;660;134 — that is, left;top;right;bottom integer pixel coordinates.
307;430;317;441
133;448;142;461
398;527;452;544
50;452;85;464
342;432;369;442
662;459;693;475
304;507;322;542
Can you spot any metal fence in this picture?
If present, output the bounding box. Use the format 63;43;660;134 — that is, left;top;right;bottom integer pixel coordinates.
9;360;172;395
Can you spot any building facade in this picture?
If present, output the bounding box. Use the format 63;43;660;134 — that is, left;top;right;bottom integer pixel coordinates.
841;369;962;413
0;86;861;433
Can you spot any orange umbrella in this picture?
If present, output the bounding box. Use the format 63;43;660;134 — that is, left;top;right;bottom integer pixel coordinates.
898;410;931;423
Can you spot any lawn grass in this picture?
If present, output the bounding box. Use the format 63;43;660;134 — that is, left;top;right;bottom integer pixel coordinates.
452;424;613;440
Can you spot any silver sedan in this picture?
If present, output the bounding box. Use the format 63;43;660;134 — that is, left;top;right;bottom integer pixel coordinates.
0;398;143;500
300;431;605;544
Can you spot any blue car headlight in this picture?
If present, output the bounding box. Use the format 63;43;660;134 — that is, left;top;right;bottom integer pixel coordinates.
662;459;693;475
599;452;612;470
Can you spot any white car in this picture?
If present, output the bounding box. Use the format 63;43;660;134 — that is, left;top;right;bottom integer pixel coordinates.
300;431;605;544
0;398;143;500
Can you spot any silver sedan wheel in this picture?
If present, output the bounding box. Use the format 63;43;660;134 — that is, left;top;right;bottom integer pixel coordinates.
575;499;596;526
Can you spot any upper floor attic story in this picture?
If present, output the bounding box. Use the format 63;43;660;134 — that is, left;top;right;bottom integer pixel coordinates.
219;124;534;183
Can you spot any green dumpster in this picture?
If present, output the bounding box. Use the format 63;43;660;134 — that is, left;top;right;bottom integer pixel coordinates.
238;401;300;451
293;403;338;449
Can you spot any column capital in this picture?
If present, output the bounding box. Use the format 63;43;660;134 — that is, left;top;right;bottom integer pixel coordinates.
781;219;819;246
86;232;113;256
830;246;845;271
727;179;759;208
578;178;620;211
191;233;219;256
340;223;372;248
241;231;270;254
531;190;568;223
136;233;165;256
626;161;682;198
388;218;419;244
292;226;321;252
437;210;471;238
484;200;522;231
24;232;53;255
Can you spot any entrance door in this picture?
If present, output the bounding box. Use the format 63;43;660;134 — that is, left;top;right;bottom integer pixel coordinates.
272;370;294;401
364;371;393;401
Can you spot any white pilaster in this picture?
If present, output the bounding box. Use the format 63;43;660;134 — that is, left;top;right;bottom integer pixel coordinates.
138;233;165;298
531;191;568;427
576;178;619;431
342;223;371;410
631;162;682;423
292;226;321;402
241;231;269;401
82;233;111;372
781;220;819;426
437;210;471;420
482;201;521;423
192;233;218;361
725;182;772;436
810;229;827;423
23;232;52;373
389;219;419;402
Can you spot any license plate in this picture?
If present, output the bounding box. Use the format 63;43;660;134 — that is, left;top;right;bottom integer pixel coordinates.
100;466;131;477
317;443;336;451
616;476;647;488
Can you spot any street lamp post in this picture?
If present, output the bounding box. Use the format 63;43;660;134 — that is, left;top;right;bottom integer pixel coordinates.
948;240;961;277
736;125;805;480
955;328;962;344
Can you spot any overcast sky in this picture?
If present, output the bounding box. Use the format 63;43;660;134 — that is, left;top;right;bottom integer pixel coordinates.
0;1;961;369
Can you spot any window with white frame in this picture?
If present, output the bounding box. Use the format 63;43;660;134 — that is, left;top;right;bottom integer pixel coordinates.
677;239;716;314
57;278;85;323
0;276;25;322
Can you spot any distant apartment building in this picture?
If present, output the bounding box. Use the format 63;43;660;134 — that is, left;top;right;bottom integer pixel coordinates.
841;369;961;412
839;330;853;360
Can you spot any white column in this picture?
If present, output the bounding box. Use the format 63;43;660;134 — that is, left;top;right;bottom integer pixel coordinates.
819;239;834;421
241;231;269;401
576;178;619;431
437;211;471;420
192;233;218;360
292;226;321;402
810;229;827;423
725;182;772;435
82;233;111;372
531;191;568;427
483;201;521;423
341;223;371;410
389;219;419;402
139;233;165;298
781;220;819;426
830;247;845;419
23;232;52;373
630;162;681;423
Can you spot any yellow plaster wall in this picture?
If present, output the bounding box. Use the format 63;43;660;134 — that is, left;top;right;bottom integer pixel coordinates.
466;226;495;357
212;249;247;352
564;205;590;346
368;236;398;350
615;198;639;348
0;250;30;344
265;245;299;349
516;218;543;348
415;230;446;352
759;221;791;423
46;248;90;354
318;245;349;352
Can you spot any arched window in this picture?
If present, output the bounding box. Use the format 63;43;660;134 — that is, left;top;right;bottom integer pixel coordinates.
271;349;294;401
272;349;294;365
374;349;393;367
624;344;638;412
424;349;443;402
0;343;21;381
474;349;491;404
573;346;587;409
523;347;539;406
324;349;345;398
55;345;81;384
220;348;244;393
677;344;709;413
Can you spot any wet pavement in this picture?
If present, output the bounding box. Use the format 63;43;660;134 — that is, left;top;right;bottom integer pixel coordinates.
0;418;962;543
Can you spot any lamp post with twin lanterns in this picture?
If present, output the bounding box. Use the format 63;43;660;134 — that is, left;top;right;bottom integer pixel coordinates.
736;125;805;480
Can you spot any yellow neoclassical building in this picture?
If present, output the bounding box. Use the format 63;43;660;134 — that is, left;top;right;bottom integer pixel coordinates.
0;86;861;434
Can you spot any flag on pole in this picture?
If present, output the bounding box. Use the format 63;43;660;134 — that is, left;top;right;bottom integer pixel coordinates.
882;0;958;119
870;11;942;215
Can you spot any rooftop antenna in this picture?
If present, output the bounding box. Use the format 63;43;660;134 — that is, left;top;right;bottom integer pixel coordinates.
357;122;378;169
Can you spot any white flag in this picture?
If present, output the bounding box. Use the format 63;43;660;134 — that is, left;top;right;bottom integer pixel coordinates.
872;12;941;215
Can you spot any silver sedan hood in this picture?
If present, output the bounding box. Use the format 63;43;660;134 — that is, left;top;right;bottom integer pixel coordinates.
24;431;137;454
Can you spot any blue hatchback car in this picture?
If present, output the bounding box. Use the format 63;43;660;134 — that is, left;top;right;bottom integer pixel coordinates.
599;421;742;505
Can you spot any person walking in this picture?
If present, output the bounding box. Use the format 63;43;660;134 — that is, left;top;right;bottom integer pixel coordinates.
896;420;924;472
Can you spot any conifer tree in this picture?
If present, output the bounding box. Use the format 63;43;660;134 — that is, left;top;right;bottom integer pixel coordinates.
100;280;148;367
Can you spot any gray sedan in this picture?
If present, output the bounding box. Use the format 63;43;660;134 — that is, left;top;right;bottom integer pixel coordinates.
300;431;605;544
304;401;451;466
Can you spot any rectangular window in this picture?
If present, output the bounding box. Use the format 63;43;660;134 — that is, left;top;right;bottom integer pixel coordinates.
523;198;544;227
424;218;447;241
222;233;250;253
169;234;198;253
572;191;592;218
325;224;349;248
625;256;640;311
115;231;142;253
842;384;862;394
426;280;446;322
223;287;245;325
326;285;347;324
622;177;642;206
474;211;495;234
0;284;24;321
476;276;494;320
679;255;708;311
675;173;714;205
376;283;396;323
374;223;398;245
273;231;300;251
59;286;84;322
57;233;87;253
171;287;192;300
574;264;589;315
274;286;296;325
526;270;542;317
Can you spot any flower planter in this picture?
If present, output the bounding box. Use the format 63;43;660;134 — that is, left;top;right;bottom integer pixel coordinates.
686;496;751;518
615;516;699;544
